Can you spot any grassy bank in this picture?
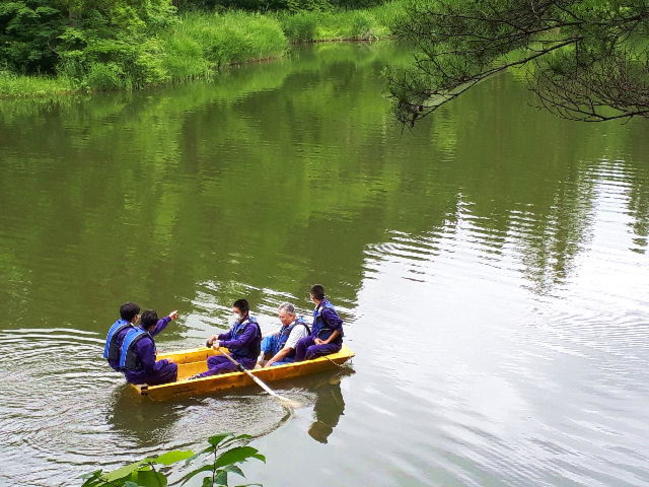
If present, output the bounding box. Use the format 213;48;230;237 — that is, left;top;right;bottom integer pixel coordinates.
277;2;404;42
0;2;405;99
0;70;75;99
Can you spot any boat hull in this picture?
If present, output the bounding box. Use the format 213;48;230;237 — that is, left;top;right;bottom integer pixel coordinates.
129;345;354;401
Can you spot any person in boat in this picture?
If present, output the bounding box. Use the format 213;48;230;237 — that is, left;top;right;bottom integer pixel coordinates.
103;302;141;371
256;302;311;368
193;299;262;378
294;284;344;362
121;309;180;385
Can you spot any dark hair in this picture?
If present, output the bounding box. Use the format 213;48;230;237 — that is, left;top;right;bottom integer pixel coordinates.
140;310;159;330
233;299;250;314
120;302;141;321
310;284;325;300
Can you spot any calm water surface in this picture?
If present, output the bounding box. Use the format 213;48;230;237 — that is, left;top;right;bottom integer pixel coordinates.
1;43;648;487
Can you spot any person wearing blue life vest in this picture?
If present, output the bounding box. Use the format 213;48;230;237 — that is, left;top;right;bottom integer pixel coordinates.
191;299;262;379
294;284;344;362
256;303;311;368
120;309;179;385
103;302;141;371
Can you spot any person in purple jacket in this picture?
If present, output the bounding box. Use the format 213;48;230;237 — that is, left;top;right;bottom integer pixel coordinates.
120;309;180;385
191;299;262;379
294;284;344;362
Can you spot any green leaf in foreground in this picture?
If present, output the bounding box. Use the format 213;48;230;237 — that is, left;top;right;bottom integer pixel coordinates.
134;469;168;487
149;450;194;465
215;447;266;468
83;432;264;486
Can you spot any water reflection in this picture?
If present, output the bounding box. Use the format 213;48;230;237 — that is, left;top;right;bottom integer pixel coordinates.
107;386;186;448
1;44;648;336
106;383;296;452
307;368;354;444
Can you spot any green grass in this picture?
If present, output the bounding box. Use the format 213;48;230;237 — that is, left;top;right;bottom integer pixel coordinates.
0;70;75;98
0;1;406;98
160;11;288;81
277;1;405;42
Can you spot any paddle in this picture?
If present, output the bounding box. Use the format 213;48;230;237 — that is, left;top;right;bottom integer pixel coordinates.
219;349;303;409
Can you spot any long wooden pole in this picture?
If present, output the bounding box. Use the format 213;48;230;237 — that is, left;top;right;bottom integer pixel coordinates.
220;350;302;408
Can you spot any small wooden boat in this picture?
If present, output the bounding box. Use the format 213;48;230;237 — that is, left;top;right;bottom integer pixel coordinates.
130;346;355;401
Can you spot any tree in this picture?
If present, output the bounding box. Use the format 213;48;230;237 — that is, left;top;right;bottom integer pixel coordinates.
0;0;176;82
388;0;649;126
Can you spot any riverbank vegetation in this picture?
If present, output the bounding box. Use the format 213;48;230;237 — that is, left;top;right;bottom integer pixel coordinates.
0;0;405;97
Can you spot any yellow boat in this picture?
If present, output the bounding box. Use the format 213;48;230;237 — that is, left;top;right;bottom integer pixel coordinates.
129;345;355;401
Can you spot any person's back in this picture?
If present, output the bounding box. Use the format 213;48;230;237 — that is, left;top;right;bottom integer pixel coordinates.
121;309;179;385
103;302;140;371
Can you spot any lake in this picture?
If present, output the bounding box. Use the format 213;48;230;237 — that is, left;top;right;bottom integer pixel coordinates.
1;42;648;487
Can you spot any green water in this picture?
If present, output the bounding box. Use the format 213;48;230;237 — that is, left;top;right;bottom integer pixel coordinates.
1;43;648;486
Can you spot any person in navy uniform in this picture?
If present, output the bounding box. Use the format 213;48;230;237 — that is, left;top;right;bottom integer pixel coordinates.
193;299;262;378
119;309;179;385
294;284;343;362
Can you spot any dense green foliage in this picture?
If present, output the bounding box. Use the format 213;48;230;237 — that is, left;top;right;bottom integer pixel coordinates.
389;0;649;124
81;433;265;486
0;0;403;96
0;0;176;74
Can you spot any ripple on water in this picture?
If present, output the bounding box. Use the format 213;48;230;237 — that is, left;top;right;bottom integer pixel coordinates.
0;328;306;486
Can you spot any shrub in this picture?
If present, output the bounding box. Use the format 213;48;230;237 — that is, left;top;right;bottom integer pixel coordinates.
160;33;210;79
279;11;319;41
0;0;177;76
131;38;172;87
349;11;378;40
86;62;125;91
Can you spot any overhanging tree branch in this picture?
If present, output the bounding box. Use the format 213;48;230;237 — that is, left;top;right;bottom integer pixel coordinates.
389;0;649;125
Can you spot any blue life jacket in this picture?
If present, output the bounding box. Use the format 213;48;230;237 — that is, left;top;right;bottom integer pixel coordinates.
118;327;151;372
312;300;343;344
103;319;133;368
275;317;311;354
229;316;262;360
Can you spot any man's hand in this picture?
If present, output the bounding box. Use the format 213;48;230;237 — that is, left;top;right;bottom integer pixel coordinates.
168;310;179;320
314;338;325;345
206;335;219;347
